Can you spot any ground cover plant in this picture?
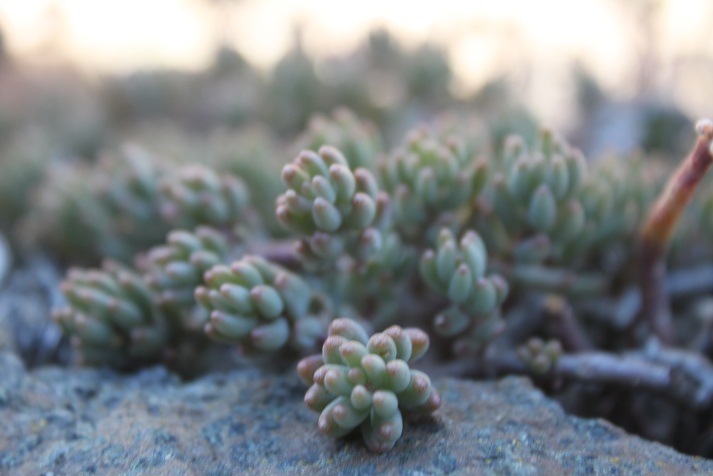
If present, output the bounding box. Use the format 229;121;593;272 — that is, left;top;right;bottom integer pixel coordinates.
3;32;713;456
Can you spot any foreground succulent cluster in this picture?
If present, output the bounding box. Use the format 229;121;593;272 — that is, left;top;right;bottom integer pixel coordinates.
297;318;441;452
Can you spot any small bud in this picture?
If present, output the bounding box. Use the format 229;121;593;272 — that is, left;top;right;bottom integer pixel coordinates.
527;184;557;232
548;154;570;200
339;340;369;367
466;278;498;316
435;240;457;284
332;399;368;429
204;265;234;288
329;164;356;203
323;335;348;364
305;384;333;412
318;145;349;167
367;333;398;362
164;261;197;283
382;326;412;362
508;158;531;203
404;328;429;363
348;193;377;229
249;285;284;319
372;390;399;418
297;150;330;177
448;264;473;305
384;360;411;393
350;385;373;411
218;284;254;314
397;370;434;408
324;367;353;396
273;272;311;318
460;231;487;279
167;230;202;252
297;354;324;385
354;168;379;198
361;354;386;387
284;189;312;216
420;250;444;293
210;310;257;339
249;318;290;351
312;175;337;204
347;367;367;386
415;167;438;204
229;262;265;288
312;197;342;232
328;317;370;344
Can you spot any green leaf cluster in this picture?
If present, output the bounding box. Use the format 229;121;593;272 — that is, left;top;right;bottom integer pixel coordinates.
298;318;441;452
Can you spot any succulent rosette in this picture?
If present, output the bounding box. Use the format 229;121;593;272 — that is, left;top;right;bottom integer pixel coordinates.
297;318;441;452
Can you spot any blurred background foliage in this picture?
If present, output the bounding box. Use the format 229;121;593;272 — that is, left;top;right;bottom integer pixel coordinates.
0;0;711;238
1;0;712;293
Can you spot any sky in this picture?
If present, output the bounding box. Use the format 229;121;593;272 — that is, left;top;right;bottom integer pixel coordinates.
0;0;711;128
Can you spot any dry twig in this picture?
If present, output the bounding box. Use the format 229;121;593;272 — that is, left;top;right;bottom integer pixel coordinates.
638;119;713;344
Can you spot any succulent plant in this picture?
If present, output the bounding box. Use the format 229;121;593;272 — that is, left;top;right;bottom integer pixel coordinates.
53;226;239;372
53;260;168;368
196;255;327;353
517;337;563;374
143;227;229;318
276;146;388;265
448;129;619;299
19;48;713;459
485;130;588;259
20;146;170;263
428;113;492;162
575;153;662;269
420;228;509;353
297;318;441;452
201;126;287;236
296;108;384;170
159;164;250;229
378;126;487;242
0;134;49;231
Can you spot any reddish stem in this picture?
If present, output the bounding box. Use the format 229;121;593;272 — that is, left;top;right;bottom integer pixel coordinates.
638;119;713;344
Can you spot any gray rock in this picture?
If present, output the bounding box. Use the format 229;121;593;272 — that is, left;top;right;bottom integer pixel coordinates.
1;353;711;475
0;233;9;286
0;255;69;366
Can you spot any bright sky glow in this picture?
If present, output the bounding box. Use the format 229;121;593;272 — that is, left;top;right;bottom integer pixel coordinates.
0;0;711;127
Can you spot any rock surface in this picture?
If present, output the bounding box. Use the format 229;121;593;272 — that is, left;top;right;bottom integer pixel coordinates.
1;352;711;475
0;234;10;286
0;256;69;366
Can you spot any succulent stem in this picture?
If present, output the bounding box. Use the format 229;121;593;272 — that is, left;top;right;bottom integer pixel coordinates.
638;119;713;344
541;295;593;352
445;347;713;410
